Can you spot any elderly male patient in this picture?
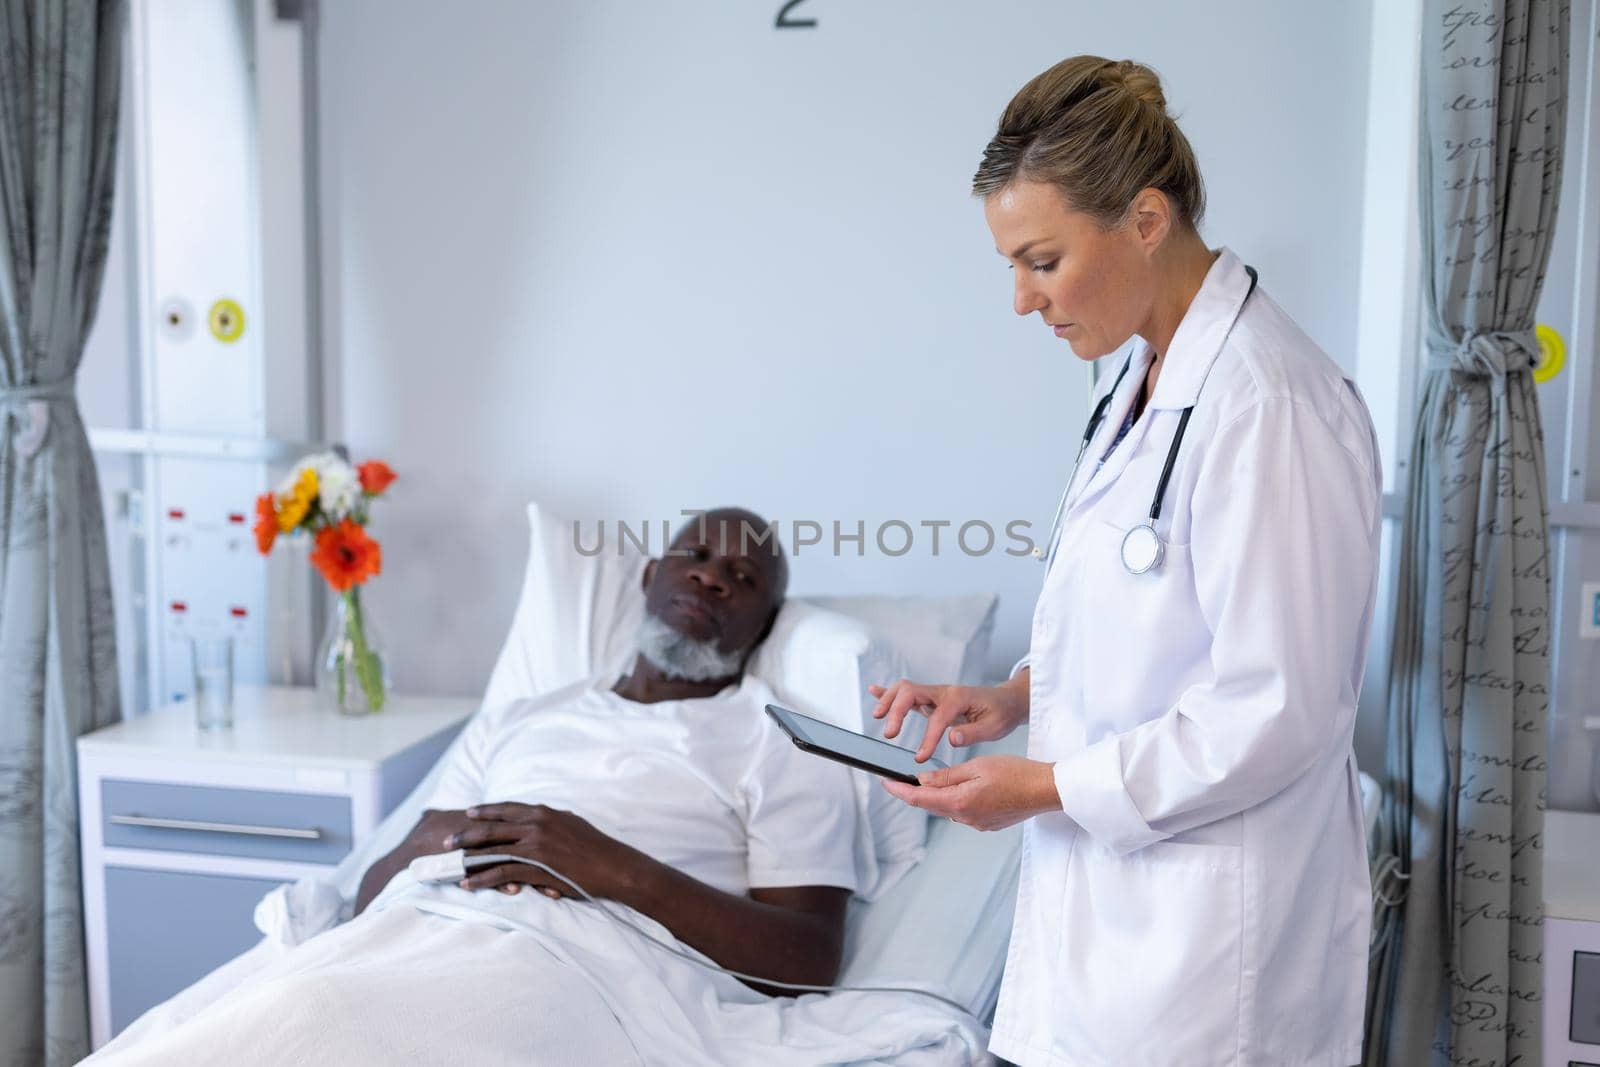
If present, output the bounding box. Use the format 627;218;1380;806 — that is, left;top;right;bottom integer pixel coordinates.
87;508;863;1066
353;507;853;967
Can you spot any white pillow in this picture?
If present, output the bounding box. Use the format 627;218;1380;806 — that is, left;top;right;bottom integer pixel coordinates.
481;507;645;706
482;503;928;900
809;593;999;686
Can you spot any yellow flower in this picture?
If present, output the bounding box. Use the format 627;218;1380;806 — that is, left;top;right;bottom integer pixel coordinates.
276;467;319;532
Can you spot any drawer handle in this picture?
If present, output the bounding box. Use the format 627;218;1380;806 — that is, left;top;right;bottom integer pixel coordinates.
109;814;323;840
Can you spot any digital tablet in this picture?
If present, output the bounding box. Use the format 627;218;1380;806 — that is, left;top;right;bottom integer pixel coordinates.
764;703;946;786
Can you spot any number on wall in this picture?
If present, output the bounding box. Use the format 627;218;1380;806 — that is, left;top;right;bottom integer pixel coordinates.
775;0;817;29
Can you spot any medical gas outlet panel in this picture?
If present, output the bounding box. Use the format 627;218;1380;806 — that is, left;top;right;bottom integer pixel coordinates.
89;0;320;714
151;460;273;702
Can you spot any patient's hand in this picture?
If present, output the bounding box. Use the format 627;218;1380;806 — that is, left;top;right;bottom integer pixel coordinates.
447;803;638;901
406;808;479;853
354;808;478;915
451;805;849;991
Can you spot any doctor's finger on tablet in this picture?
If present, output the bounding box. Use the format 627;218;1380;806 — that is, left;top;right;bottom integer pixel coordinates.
871;682;1004;762
868;680;942;741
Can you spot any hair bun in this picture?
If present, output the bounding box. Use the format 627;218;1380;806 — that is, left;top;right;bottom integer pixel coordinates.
1103;59;1166;112
974;54;1205;228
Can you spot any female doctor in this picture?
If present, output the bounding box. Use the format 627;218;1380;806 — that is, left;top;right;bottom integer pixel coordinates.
873;56;1381;1067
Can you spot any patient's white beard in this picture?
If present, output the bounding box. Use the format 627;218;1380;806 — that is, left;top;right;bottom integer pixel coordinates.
634;612;746;682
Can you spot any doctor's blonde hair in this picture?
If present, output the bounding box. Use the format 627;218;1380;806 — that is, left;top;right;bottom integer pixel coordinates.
973;56;1206;230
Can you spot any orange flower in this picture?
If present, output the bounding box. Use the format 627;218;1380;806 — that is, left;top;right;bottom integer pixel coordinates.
310;520;383;592
358;460;397;496
253;493;278;554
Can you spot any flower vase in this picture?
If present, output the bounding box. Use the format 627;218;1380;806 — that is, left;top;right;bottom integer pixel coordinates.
316;587;391;714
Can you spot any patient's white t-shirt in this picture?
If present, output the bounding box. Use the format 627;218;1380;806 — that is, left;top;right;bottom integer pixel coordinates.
422;674;860;896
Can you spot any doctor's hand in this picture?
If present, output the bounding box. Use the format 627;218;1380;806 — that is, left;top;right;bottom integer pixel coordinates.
869;672;1029;762
879;755;1060;832
446;802;640;901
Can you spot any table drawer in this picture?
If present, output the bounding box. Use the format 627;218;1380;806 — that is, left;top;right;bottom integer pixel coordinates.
101;779;352;864
104;866;283;1036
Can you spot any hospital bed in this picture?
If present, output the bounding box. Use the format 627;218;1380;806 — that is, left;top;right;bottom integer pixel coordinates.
99;734;1026;1054
93;504;1022;1064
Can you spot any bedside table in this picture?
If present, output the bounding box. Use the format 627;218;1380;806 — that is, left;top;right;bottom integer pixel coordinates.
76;686;475;1048
1546;810;1600;1065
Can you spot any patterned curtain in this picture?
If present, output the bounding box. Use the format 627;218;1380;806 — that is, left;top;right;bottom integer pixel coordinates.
1364;1;1568;1065
0;1;126;1063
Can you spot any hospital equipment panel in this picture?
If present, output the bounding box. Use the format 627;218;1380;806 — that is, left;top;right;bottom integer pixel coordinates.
87;0;324;718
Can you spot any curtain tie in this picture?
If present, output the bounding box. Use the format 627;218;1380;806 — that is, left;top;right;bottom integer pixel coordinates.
0;380;75;402
1424;329;1539;378
0;380;75;458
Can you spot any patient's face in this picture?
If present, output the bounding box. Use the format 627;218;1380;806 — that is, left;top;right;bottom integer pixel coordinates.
984;179;1152;361
644;511;785;658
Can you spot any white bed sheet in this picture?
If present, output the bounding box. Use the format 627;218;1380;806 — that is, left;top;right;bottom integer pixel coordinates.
93;884;992;1067
840;730;1026;1021
99;717;1026;1060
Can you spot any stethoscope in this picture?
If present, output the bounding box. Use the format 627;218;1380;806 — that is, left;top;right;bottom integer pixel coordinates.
1035;265;1258;575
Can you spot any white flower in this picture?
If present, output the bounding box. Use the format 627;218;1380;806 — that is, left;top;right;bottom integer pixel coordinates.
309;453;360;519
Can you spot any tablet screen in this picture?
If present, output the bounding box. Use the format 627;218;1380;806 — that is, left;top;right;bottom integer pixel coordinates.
764;703;945;784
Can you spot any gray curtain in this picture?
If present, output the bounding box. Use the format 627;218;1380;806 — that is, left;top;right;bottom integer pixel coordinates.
1365;1;1568;1065
0;1;126;1063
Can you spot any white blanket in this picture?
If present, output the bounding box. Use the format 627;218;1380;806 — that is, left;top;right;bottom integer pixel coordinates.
85;875;990;1066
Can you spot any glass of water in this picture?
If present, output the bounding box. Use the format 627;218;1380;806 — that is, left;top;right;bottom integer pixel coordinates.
190;634;235;730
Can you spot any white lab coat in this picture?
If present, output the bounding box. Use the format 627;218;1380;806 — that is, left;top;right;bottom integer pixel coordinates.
988;249;1380;1067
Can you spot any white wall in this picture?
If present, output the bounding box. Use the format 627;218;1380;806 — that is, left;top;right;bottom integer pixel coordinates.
314;0;1375;696
1349;0;1423;780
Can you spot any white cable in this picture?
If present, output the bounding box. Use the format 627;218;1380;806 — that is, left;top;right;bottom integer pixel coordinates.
1370;854;1409;907
1367;852;1408;958
408;851;972;1017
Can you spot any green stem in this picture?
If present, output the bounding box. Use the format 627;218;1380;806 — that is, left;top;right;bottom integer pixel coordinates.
335;646;347;706
344;587;386;712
